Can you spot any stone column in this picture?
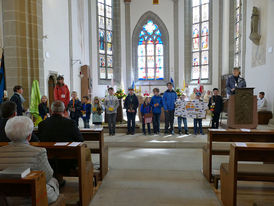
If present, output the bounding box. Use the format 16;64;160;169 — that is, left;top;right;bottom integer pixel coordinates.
125;0;131;89
3;0;44;106
173;0;179;88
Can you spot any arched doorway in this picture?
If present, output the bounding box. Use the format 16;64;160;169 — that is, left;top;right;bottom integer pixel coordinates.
48;75;57;108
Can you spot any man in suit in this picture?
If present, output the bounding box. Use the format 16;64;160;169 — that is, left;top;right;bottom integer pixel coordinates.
0;116;59;204
10;85;25;116
38;101;83;142
226;67;246;97
0;101;39;142
208;88;223;129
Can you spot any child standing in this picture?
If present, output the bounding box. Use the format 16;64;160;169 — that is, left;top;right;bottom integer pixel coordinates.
193;92;204;135
141;97;152;135
81;96;92;128
92;96;103;126
39;95;49;120
104;87;119;136
68;91;82;126
176;94;189;135
150;88;163;135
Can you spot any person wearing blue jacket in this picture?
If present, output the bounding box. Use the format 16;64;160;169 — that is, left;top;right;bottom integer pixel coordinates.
141;97;152;135
163;82;177;135
68;91;82;126
81;96;92;128
150;88;163;134
226;67;246;97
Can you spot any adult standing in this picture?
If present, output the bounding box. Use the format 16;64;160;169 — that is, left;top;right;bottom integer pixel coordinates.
208;88;223;129
226;67;246;97
54;76;70;108
163;82;177;135
124;87;139;135
10;85;25;116
104;87;119;136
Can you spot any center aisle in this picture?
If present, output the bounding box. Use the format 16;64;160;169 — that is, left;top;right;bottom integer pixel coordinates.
90;147;221;206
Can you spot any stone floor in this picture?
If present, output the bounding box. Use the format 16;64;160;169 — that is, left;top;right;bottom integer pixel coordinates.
90;148;222;206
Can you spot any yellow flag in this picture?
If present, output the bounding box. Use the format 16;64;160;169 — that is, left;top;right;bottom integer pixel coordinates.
182;80;186;91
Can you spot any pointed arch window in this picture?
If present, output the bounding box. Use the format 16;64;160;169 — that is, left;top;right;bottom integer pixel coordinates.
191;0;210;80
138;20;164;80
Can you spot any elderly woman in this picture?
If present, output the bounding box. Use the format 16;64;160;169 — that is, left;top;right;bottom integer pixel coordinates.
0;116;59;204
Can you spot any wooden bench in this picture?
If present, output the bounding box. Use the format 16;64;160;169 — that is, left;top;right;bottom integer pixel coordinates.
80;128;109;180
0;171;65;206
258;111;273;124
220;143;274;206
203;129;274;183
0;142;94;206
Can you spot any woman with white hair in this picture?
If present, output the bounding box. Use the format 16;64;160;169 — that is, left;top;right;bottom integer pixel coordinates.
0;116;59;204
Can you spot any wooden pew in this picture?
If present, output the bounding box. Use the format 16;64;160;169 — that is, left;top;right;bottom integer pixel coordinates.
220;143;274;206
0;171;65;206
80;128;109;180
203;129;274;182
0;142;94;206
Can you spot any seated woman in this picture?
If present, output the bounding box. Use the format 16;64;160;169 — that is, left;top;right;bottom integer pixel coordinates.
0;116;59;204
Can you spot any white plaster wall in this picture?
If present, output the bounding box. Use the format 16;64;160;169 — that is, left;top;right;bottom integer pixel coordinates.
43;0;70;96
245;0;274;112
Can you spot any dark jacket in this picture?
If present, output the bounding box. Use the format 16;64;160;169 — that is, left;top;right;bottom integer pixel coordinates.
68;99;82;119
226;75;246;95
208;95;223;114
38;103;49;120
0;118;39;142
163;89;177;111
124;94;139;113
150;95;163;114
141;103;152;116
81;103;92;120
38;114;83;142
10;93;24;116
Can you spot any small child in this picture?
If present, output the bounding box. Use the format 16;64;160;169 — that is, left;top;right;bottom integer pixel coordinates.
38;95;49;120
141;97;152;135
176;94;189;135
92;96;103;126
81;96;92;128
68;91;82;126
193;92;204;135
150;88;163;135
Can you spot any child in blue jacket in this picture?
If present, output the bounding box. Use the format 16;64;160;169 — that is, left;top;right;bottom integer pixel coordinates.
68;91;82;126
81;96;92;128
150;88;163;134
163;82;177;135
141;97;152;135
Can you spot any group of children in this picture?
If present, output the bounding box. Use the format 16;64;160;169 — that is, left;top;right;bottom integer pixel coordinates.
140;85;204;136
38;92;103;128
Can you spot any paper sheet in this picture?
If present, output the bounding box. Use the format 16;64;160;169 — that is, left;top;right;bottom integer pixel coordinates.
54;142;69;146
235;142;247;147
68;142;81;147
240;129;251;132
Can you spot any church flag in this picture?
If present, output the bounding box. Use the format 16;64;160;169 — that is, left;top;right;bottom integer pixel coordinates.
29;80;42;126
170;77;174;87
131;81;135;89
0;49;5;104
182;80;186;91
153;0;159;5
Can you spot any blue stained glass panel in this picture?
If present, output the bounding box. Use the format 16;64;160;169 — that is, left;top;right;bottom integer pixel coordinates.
138;45;145;56
147;56;154;67
201;22;209;36
138;67;146;80
139;31;145;37
156;56;163;67
106;31;112;42
156;44;163;55
193;24;199;38
192;52;199;66
99;55;105;67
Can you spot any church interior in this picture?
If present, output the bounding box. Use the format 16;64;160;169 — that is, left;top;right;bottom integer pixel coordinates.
0;0;274;205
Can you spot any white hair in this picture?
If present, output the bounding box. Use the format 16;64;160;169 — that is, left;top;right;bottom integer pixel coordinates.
5;116;34;142
51;101;65;113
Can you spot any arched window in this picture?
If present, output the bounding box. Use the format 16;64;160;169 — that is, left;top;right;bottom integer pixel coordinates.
191;0;210;80
138;20;164;80
234;0;242;67
133;12;169;85
97;0;113;80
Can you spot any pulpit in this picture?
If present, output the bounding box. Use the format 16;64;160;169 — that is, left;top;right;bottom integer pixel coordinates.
227;88;258;129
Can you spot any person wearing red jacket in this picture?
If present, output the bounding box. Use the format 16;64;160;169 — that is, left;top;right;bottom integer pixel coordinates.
54;76;70;108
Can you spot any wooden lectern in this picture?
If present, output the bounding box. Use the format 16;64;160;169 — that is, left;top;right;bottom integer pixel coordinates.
228;88;258;129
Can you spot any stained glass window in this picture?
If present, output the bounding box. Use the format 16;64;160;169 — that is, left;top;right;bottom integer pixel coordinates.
137;20;164;80
191;0;210;80
234;0;242;68
97;0;113;80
